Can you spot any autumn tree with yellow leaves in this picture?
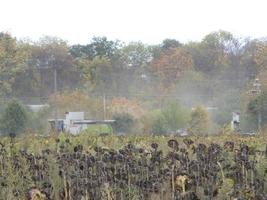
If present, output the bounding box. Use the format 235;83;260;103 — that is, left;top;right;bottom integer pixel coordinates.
151;47;193;93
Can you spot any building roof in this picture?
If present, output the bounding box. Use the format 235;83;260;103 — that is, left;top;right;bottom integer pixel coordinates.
73;120;115;124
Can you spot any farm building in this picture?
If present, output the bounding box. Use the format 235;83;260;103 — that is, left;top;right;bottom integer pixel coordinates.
48;112;115;134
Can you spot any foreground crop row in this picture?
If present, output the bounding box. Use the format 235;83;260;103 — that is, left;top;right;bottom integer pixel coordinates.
0;134;267;199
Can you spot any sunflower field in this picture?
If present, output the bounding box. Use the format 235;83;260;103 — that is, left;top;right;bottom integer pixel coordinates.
0;133;266;200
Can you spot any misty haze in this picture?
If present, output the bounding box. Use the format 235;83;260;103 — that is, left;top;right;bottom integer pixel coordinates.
0;0;267;199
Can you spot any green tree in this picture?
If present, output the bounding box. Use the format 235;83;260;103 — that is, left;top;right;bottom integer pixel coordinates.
186;30;239;75
1;100;27;134
70;36;121;60
0;32;30;96
114;42;153;95
151;114;167;135
120;42;152;69
188;106;209;135
30;36;80;96
76;56;111;85
72;37;123;94
161;38;181;50
247;91;267;128
162;101;190;132
141;110;167;135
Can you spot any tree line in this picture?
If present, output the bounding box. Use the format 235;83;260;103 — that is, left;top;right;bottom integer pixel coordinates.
1;30;267;133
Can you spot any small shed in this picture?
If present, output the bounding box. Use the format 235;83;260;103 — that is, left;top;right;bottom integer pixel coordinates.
231;112;240;131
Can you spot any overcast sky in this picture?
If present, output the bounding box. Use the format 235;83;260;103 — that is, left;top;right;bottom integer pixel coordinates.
1;0;267;45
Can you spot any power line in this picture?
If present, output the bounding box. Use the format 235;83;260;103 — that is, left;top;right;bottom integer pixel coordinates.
3;92;242;101
18;66;260;82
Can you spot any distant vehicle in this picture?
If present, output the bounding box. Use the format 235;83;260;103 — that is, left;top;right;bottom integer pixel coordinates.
241;132;256;136
176;129;188;136
27;104;49;112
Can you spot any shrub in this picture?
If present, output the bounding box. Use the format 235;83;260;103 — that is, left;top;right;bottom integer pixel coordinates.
25;106;51;134
141;103;190;135
188;106;209;135
140;109;164;134
162;101;190;132
112;113;134;134
151;114;167;135
1;100;28;135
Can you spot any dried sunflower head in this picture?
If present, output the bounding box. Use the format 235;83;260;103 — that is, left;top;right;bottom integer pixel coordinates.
168;139;179;150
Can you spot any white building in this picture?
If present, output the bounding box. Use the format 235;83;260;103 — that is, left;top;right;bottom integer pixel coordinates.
49;112;115;135
231;112;240;131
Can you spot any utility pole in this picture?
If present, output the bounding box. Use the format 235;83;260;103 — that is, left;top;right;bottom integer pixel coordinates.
103;93;106;120
54;68;58;131
251;78;262;132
